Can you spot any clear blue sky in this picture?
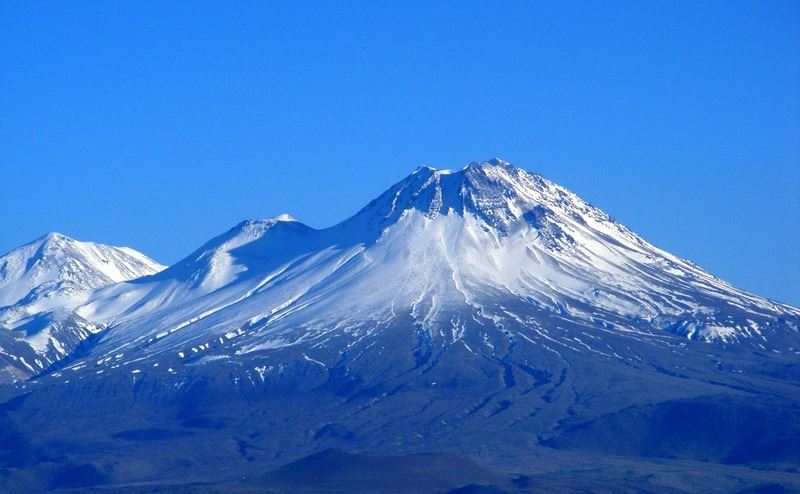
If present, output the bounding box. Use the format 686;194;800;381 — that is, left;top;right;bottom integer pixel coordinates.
1;2;798;305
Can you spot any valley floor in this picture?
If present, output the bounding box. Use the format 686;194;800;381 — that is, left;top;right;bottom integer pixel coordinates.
42;449;800;494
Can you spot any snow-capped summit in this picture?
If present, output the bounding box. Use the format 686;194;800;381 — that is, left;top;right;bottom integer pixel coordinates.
0;233;164;381
156;215;313;288
270;213;298;222
0;232;164;308
71;215;319;326
340;159;629;252
324;160;797;333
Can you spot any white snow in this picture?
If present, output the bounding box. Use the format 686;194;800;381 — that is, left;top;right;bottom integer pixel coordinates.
3;159;798;377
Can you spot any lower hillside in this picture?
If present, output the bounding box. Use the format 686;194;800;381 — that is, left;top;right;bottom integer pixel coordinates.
0;311;798;493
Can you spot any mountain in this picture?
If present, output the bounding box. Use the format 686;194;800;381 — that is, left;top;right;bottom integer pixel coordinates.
1;160;798;492
0;233;164;382
60;159;799;366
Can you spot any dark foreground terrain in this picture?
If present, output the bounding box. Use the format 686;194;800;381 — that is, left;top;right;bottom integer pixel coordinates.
34;450;800;494
1;332;799;494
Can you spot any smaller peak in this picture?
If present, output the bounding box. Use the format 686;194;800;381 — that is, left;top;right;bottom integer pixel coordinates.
463;158;514;171
487;157;512;167
411;165;461;176
412;165;438;175
37;232;73;245
410;160;516;178
270;213;298;223
229;215;306;237
234;214;299;229
229;219;271;236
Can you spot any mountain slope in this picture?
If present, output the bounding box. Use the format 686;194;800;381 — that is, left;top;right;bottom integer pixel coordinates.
59;159;798;371
0;233;164;381
1;160;798;491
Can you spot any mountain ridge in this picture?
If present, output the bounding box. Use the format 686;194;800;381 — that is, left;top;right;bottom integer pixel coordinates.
0;233;164;381
0;160;798;491
4;160;797;382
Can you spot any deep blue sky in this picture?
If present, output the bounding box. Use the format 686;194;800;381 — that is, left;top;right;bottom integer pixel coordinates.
1;2;798;305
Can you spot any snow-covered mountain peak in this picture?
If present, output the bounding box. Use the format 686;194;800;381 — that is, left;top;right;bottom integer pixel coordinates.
0;234;165;380
270;213;298;223
7;159;799;387
40;231;68;243
156;216;316;292
343;159;580;238
235;213;300;230
207;216;312;256
0;233;164;308
33;231;85;257
229;217;299;239
462;157;514;170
